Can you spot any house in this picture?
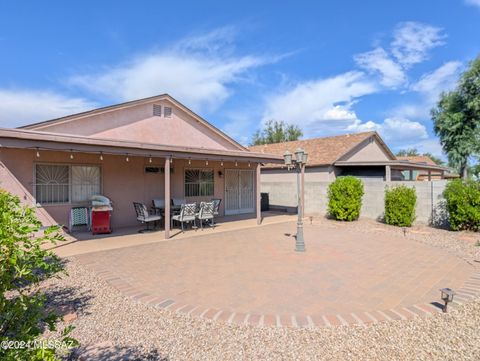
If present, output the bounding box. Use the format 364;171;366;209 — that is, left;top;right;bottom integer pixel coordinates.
0;94;283;238
249;132;450;182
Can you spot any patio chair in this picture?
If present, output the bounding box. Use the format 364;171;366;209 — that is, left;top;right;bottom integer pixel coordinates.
68;206;90;233
172;202;197;232
133;202;161;233
197;201;215;230
152;199;165;214
211;198;221;216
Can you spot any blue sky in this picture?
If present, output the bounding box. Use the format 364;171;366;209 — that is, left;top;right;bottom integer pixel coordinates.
0;1;479;156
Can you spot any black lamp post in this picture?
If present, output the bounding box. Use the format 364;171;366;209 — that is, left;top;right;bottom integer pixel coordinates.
284;148;308;252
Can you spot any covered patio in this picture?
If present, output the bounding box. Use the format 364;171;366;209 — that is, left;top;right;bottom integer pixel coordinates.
0;128;283;239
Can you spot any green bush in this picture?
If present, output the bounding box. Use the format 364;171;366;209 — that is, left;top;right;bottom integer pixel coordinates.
0;190;77;360
327;176;364;221
384;185;417;227
443;179;480;231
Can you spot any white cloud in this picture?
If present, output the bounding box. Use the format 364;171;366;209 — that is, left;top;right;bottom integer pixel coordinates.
348;117;428;145
465;0;480;8
0;90;95;128
354;47;406;87
70;28;275;113
391;61;463;120
391;22;446;67
263;71;377;135
411;61;462;99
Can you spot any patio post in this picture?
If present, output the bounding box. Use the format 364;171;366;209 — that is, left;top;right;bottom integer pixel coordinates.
164;157;171;239
385;165;391;182
256;162;261;225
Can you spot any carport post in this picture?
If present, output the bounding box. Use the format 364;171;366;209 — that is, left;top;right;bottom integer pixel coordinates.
256;162;262;225
164;157;171;239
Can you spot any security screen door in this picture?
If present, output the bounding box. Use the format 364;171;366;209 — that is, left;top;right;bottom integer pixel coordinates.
224;169;255;215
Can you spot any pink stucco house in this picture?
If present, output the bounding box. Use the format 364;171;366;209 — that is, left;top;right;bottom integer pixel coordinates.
0;94;282;238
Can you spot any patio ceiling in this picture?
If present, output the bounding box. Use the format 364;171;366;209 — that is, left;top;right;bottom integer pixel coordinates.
0;128;283;164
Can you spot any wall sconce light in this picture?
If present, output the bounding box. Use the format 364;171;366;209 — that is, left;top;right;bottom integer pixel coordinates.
440;288;455;313
99;152;104;161
218;170;223;178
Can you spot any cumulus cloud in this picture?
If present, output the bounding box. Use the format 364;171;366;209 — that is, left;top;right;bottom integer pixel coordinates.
263;71;377;135
69;27;276;113
0;90;96;128
465;0;480;8
348;117;428;146
354;47;406;88
391;22;446;67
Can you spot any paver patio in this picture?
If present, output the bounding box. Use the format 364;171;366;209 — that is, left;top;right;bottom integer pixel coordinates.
72;221;477;327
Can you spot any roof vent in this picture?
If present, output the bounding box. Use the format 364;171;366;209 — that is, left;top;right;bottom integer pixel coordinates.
153;104;162;116
164;107;172;118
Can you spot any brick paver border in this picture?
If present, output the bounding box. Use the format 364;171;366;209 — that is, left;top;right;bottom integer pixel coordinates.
77;259;480;328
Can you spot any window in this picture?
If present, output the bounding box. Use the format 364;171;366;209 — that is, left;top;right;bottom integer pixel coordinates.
35;164;101;204
164;106;172;117
153;104;162;116
184;169;214;197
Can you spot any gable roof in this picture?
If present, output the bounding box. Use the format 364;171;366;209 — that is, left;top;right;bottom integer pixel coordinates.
248;131;394;167
18;94;247;151
396;155;438;166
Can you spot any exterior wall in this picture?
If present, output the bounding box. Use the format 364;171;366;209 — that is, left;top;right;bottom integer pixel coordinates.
260;166;332;183
261;179;448;225
30;100;240;151
0;148;253;228
339;137;392;162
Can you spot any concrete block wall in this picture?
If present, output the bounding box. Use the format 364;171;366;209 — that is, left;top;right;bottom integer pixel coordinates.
261;180;448;224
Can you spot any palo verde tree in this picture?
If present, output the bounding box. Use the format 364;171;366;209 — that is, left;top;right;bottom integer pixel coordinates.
431;56;480;179
251;120;303;145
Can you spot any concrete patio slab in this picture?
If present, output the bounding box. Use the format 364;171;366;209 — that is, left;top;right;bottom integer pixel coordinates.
71;221;478;327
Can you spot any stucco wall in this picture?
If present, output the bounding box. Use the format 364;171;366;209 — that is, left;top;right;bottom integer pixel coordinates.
261;179;448;224
0;148;253;228
260;166;333;183
29;100;240;151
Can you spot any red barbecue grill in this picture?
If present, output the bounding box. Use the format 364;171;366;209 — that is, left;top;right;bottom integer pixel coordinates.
90;195;113;235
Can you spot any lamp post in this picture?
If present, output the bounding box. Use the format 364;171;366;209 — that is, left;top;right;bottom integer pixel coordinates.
284;148;308;252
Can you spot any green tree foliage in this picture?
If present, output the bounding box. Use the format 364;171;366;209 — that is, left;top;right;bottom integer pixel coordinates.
0;190;77;360
251;120;303;145
432;56;480;179
396;148;420;157
384;185;417;227
443;179;480;231
327;176;364;221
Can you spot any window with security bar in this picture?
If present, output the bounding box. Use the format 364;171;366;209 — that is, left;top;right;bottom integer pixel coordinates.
184;168;214;197
34;164;101;205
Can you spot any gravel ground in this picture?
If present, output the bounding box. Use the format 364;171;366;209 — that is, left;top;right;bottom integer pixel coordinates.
43;219;480;361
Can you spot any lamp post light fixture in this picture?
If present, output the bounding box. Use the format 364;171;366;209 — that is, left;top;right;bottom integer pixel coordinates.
284;148;308;252
440;288;456;313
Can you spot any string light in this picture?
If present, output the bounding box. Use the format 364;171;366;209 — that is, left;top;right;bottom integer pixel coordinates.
99;152;104;161
220;160;223;166
126;154;130;162
248;161;251;167
235;161;238;167
36;148;40;158
206;159;209;166
149;155;152;163
70;150;74;160
188;158;191;165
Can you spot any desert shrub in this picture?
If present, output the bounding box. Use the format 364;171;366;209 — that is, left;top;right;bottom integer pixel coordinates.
0;190;77;360
443;179;480;231
384;185;417;227
327;176;364;221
